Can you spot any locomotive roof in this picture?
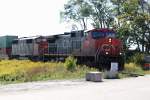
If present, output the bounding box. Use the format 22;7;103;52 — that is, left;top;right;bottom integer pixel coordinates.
15;36;43;40
86;28;115;33
12;30;84;41
45;34;70;39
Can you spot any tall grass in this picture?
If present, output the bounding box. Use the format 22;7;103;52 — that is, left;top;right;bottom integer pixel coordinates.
124;63;144;74
118;63;145;78
119;51;150;78
0;60;96;84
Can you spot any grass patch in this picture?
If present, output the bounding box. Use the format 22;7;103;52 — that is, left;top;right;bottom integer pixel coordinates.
144;71;150;74
0;60;97;84
118;63;145;78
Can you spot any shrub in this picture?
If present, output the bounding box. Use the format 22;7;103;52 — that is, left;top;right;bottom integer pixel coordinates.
124;63;144;74
128;53;144;65
64;56;77;72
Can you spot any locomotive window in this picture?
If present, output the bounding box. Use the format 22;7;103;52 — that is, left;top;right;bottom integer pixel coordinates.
12;40;18;44
92;31;105;39
48;39;55;43
71;32;76;37
92;31;116;39
26;39;33;43
105;32;115;38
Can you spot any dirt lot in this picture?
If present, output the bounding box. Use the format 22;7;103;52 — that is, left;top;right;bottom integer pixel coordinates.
0;75;150;100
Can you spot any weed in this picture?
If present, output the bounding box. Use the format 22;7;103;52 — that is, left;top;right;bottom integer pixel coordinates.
64;56;77;72
0;60;96;84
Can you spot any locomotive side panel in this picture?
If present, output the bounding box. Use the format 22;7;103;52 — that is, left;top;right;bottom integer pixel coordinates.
11;36;48;58
12;40;19;56
55;35;72;54
48;43;57;54
0;36;18;59
80;32;96;56
38;40;48;55
12;39;33;57
47;30;84;55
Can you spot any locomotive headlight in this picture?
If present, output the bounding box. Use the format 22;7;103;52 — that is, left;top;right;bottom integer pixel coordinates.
106;52;109;55
109;38;112;43
120;52;122;55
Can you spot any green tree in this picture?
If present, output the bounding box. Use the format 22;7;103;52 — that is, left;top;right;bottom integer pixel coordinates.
60;0;92;30
110;0;126;27
60;0;113;29
111;0;150;53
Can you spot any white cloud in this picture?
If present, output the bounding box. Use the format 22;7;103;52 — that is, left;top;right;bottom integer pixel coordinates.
0;0;69;37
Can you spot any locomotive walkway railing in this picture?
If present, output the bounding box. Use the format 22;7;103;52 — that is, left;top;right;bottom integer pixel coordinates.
95;46;101;63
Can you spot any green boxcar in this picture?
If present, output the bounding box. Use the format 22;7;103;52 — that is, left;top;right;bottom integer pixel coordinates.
0;36;18;48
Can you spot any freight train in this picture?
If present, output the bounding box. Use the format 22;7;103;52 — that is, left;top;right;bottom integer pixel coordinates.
0;28;124;70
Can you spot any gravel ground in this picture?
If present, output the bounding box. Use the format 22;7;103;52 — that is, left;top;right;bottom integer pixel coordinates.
0;79;89;93
0;75;150;100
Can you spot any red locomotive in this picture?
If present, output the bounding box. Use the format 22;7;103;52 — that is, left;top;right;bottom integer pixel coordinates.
77;28;124;70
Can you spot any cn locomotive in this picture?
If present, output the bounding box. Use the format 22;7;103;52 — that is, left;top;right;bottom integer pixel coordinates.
80;28;124;70
0;28;124;70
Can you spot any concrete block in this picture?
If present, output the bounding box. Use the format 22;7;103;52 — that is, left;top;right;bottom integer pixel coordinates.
104;71;118;79
86;72;102;82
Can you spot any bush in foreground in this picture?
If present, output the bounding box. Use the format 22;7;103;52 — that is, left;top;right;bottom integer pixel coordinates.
64;56;77;72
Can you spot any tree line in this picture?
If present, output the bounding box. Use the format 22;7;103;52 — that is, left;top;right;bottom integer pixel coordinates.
60;0;150;53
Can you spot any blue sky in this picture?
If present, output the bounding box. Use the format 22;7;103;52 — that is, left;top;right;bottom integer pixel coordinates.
0;0;70;37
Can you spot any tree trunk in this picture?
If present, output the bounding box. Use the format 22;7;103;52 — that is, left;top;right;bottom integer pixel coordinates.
82;18;86;30
142;32;145;52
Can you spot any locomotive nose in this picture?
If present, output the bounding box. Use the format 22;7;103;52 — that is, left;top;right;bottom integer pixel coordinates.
103;44;111;51
97;38;122;56
102;44;114;55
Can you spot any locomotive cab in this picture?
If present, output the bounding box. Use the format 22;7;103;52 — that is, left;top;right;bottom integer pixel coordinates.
81;28;124;70
91;29;123;57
